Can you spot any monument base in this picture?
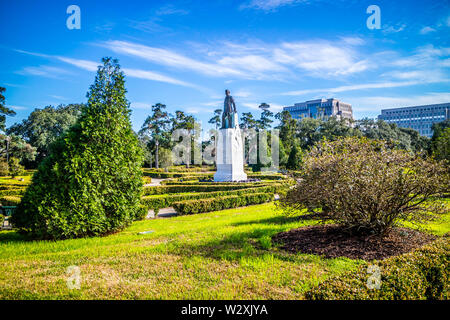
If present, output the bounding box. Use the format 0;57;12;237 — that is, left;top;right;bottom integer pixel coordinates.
214;127;247;182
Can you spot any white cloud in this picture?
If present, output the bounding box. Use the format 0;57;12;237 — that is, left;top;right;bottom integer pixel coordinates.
390;44;450;68
382;23;406;34
123;67;198;88
130;102;151;109
419;26;436;34
233;90;252;98
15;49;202;89
347;92;450;113
240;0;306;11
156;5;189;16
200;101;223;107
9;105;28;110
383;69;447;82
274;41;370;76
339;37;365;46
103;39;371;81
102;40;244;78
56;57;99;72
283;80;429;96
16;65;71;78
49;95;67;100
218;55;285;73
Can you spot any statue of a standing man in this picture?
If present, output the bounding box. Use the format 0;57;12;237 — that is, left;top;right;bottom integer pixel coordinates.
222;89;237;129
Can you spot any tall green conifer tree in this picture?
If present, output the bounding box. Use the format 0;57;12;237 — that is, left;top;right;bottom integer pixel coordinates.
12;58;144;239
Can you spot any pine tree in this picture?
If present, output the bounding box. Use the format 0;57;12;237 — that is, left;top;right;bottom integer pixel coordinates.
12;58;144;239
286;143;303;170
0;87;16;132
140;103;170;169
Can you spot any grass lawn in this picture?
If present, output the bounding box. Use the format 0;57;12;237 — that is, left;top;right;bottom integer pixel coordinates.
0;201;448;300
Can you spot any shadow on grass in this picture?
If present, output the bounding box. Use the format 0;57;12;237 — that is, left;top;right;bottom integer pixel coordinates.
231;214;319;227
0;230;30;243
169;223;317;263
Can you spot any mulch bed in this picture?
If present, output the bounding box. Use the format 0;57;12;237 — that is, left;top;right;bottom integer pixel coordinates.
272;224;437;260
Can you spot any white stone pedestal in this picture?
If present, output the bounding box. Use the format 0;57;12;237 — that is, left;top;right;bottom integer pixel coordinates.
214;127;247;182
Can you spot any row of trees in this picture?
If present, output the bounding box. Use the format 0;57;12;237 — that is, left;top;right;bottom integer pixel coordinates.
275;111;450;169
1;86;449;172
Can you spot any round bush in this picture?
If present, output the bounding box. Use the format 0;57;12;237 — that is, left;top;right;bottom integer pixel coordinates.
11;58;144;239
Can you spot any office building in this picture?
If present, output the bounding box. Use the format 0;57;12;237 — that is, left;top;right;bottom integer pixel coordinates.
378;102;450;138
283;98;353;120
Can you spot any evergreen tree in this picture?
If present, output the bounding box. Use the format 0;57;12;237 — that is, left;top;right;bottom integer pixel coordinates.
286;143;303;170
432;127;450;161
12;58;144;239
208;109;222;131
240;112;257;129
275;110;297;151
0;87;16;132
257;103;273;130
140;103;170;168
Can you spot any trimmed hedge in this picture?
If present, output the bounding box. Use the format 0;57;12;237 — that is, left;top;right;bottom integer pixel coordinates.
0;196;21;206
143;170;287;181
162;180;265;186
0;188;26;197
142;176;152;185
141;185;284;212
172;192;273;215
143;171;213;179
143;184;261;195
305;237;449;300
0;183;29;189
134;205;149;221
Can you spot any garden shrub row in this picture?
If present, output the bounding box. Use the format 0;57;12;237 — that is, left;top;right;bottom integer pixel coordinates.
142;176;152;184
141;185;285;212
143;183;265;195
305;237;449;300
0;188;26;197
172;192;273;215
161;180;266;186
143;166;215;173
0;196;22;206
143;171;213;179
0;183;29;189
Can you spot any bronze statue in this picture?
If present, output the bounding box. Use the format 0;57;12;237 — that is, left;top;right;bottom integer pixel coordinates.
222;89;237;129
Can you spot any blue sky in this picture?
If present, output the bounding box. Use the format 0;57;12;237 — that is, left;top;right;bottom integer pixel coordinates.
1;0;449;133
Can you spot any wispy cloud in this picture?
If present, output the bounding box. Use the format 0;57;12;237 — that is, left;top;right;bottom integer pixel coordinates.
282;80;433;96
156;4;189;16
130;102;151;110
56;57;99;72
16;65;72;78
15;49;203;90
123;67;199;88
240;0;306;11
9;105;28;111
347;92;450;113
382;23;407;34
102;40;244;77
419;26;436;34
102;38;370;80
128;18;170;34
49;95;67;100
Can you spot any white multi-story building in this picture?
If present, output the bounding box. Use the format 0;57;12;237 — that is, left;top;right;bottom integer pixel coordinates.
283;98;353;120
378;103;450;138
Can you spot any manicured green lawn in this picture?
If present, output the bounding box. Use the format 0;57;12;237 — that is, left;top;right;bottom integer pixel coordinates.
0;201;448;300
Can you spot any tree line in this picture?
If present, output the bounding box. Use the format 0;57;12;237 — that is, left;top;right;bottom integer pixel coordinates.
1;85;449;173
